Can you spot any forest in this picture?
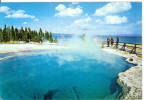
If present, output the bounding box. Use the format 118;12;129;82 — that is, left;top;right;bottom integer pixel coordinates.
0;25;58;43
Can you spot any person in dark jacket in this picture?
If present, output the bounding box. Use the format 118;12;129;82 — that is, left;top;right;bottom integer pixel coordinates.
116;37;119;48
107;37;110;47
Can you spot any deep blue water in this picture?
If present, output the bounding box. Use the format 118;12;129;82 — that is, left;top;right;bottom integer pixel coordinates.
0;50;133;100
51;34;142;44
96;36;142;44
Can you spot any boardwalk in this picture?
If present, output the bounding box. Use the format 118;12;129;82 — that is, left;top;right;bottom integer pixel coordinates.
103;42;142;57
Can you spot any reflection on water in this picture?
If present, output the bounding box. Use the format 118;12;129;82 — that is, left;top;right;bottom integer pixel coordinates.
0;50;133;100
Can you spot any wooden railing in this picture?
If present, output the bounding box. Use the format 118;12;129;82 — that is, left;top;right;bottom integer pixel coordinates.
104;42;142;57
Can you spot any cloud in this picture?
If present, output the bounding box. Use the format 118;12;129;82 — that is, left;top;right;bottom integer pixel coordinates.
64;16;94;33
6;10;35;19
72;2;79;5
23;22;27;24
0;6;10;14
104;15;127;24
0;6;38;21
55;4;66;11
55;4;83;17
34;18;39;22
74;17;91;24
96;15;127;24
94;2;131;16
136;20;142;24
57;55;80;66
96;19;104;24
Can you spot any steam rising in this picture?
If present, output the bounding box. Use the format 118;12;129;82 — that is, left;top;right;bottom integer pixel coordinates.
54;35;117;65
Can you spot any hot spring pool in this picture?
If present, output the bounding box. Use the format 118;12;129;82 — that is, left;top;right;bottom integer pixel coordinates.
0;50;133;100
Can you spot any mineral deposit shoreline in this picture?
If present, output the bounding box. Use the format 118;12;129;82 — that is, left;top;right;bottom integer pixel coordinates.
102;47;142;100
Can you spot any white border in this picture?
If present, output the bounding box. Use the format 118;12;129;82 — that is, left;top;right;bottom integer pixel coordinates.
142;0;145;100
0;0;145;99
1;0;142;2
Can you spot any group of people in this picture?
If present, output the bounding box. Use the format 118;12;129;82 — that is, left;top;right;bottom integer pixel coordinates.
106;37;119;48
107;37;114;47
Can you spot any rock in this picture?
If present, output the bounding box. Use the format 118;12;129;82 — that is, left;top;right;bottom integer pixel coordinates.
102;47;142;100
117;66;142;100
129;58;133;61
44;90;58;100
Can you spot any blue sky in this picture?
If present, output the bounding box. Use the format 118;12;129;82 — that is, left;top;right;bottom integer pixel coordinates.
0;2;142;36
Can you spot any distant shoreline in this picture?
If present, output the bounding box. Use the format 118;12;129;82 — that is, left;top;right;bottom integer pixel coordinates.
95;35;142;38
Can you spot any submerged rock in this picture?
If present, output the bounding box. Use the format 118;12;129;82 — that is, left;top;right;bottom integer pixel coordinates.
72;87;80;100
44;90;58;100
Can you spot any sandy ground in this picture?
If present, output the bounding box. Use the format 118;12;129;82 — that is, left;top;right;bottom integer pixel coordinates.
0;43;69;54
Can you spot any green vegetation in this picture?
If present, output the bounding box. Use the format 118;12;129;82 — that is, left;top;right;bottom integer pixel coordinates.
54;38;58;43
81;34;86;40
0;25;58;43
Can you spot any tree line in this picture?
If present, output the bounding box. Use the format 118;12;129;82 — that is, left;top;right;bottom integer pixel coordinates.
0;25;58;43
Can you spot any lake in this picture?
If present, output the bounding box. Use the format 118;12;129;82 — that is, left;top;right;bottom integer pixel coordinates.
0;48;133;100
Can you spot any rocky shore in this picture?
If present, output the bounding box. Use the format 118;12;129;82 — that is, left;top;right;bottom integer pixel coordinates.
102;47;142;100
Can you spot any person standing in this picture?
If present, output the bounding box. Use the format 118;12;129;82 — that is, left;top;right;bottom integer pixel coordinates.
101;42;104;48
111;37;114;46
107;37;110;47
116;37;119;48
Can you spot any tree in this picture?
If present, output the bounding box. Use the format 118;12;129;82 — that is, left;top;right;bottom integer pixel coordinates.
14;28;19;41
19;27;24;41
39;28;43;42
0;25;57;43
31;30;35;42
49;32;53;43
0;28;3;42
3;25;9;42
81;34;86;40
6;26;11;41
11;26;15;41
54;37;58;43
45;31;49;40
27;27;31;42
34;31;39;42
23;28;28;42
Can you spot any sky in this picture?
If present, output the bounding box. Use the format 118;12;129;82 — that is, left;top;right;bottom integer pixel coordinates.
0;2;142;36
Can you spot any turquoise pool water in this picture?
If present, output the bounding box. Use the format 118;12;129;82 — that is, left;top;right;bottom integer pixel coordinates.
0;50;133;100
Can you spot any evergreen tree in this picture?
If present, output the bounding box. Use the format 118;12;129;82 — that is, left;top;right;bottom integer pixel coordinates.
34;31;39;42
11;26;15;41
19;27;24;41
0;28;3;42
24;28;28;42
27;27;31;42
39;28;43;42
0;25;58;43
14;28;19;41
6;26;11;41
31;30;35;42
3;25;9;42
49;32;53;43
45;31;49;40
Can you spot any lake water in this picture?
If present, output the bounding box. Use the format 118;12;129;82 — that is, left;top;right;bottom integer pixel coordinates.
52;34;142;44
0;48;133;100
96;36;142;44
